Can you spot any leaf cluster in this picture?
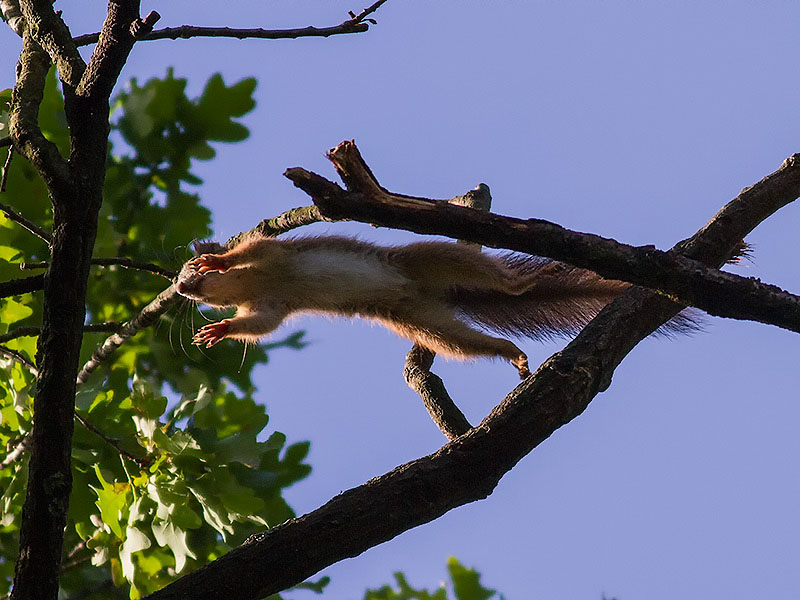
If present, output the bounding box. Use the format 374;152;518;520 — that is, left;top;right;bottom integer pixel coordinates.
364;557;502;600
0;70;310;599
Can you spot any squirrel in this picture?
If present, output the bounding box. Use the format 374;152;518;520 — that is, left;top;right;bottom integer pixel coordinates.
176;234;645;378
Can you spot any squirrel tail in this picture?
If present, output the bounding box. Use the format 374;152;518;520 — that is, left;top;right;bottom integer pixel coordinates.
449;254;698;340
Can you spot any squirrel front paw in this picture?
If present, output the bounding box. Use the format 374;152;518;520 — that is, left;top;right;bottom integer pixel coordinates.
192;320;232;347
186;254;231;274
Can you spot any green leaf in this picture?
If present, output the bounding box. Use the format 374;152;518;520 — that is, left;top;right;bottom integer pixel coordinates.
92;465;130;540
120;525;152;581
448;557;497;600
151;519;196;573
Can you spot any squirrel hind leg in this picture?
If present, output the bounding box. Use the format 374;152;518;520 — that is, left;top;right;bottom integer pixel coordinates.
382;315;528;377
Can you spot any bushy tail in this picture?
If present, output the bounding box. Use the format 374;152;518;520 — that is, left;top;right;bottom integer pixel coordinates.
449;254;697;340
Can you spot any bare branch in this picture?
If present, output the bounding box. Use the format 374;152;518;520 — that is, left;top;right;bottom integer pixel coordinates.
71;1;392;47
225;205;332;246
0;199;51;243
0;274;43;298
76;283;179;386
19;257;175;279
0;322;123;344
403;345;471;440
76;1;157;100
285;142;800;335
144;154;799;600
90;257;175;280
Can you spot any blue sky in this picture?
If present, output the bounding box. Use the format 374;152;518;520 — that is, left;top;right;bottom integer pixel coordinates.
3;2;800;598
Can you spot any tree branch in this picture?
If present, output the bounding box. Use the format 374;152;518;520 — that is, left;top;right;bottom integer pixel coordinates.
284;141;800;336
144;154;799;600
0;199;52;244
0;344;35;371
73;411;151;468
0;323;122;345
0;274;44;298
76;283;178;386
403;345;471;440
0;146;13;192
9;35;71;195
225;205;331;246
403;183;493;438
71;1;391;47
18;0;85;88
1;436;30;469
0;0;25;36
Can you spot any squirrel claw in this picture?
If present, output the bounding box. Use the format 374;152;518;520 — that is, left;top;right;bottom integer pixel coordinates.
187;254;230;275
192;320;231;347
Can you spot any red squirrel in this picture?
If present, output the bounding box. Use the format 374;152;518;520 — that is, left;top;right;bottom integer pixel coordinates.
176;235;633;378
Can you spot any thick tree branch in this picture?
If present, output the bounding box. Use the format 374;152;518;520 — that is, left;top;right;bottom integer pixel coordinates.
71;1;390;47
284;142;800;335
0;0;25;36
9;36;71;195
18;0;85;88
145;154;798;600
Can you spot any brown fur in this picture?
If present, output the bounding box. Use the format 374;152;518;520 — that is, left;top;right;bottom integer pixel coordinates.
176;235;637;378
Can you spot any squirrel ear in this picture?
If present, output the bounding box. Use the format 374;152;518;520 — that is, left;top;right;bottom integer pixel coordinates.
192;240;226;255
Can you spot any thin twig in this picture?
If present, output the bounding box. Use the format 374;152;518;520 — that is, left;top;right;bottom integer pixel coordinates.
0;146;13;192
0;322;123;344
19;258;175;279
90;257;176;279
0;344;36;372
1;435;30;468
73;411;151;468
0;199;52;244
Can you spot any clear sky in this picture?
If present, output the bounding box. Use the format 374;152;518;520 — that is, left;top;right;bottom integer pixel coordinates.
3;2;800;598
